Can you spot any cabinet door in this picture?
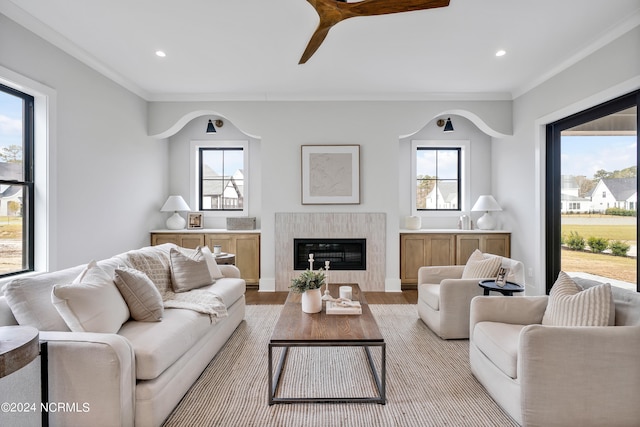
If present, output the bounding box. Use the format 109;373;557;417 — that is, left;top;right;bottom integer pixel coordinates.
400;234;427;283
151;233;180;246
235;234;260;284
426;234;456;266
179;234;205;249
456;234;511;264
204;234;234;254
483;234;510;258
456;235;481;264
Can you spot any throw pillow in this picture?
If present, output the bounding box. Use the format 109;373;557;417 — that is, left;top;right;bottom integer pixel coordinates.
542;271;612;326
51;261;130;333
1;267;84;331
114;267;164;322
461;249;502;279
201;245;224;280
169;247;213;293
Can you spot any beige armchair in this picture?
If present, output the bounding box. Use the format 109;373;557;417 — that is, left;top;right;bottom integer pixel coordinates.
417;253;525;339
469;279;640;426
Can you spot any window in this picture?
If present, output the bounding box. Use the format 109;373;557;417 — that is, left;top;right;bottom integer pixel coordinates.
193;141;248;213
0;84;34;278
414;147;461;211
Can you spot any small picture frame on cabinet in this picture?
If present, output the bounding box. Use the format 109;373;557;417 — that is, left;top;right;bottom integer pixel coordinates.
495;267;509;287
187;212;204;229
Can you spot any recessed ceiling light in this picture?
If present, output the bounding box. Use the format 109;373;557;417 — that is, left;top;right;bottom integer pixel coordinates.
495;50;506;57
155;50;166;58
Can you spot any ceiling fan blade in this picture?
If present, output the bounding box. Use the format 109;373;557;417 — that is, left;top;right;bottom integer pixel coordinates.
300;0;450;63
348;0;450;16
299;26;333;64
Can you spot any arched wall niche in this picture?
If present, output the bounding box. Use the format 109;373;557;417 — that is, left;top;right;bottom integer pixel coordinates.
151;109;261;140
397;109;497;230
400;108;511;140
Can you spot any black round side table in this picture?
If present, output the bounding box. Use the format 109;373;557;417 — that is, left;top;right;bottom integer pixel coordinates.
478;280;525;296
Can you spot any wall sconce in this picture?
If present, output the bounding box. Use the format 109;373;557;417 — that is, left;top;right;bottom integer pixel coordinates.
206;119;224;133
436;117;454;133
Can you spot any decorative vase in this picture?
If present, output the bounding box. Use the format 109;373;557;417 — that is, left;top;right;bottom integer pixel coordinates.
301;288;322;313
405;216;421;230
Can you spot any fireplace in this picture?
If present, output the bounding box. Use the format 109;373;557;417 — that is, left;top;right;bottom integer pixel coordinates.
294;238;366;271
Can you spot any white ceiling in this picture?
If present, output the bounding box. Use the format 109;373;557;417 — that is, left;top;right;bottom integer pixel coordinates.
3;0;639;101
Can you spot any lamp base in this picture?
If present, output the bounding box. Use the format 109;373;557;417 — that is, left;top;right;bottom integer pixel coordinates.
476;212;496;230
166;212;186;230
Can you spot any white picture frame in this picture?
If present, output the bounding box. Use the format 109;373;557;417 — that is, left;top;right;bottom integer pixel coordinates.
301;145;360;205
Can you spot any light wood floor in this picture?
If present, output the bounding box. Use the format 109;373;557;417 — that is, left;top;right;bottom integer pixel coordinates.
245;287;418;305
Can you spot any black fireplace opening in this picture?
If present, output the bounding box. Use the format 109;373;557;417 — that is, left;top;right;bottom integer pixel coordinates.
294;238;366;271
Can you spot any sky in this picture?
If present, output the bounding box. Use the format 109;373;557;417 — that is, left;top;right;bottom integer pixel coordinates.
561;135;637;178
0;90;23;150
416;149;458;179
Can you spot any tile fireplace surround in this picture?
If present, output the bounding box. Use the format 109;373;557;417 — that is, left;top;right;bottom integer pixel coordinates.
275;213;386;292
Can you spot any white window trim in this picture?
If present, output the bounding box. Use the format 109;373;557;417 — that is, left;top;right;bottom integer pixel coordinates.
0;65;56;282
189;140;249;218
411;139;470;218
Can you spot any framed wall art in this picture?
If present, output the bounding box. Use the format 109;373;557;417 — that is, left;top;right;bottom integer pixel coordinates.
187;212;204;229
301;145;360;205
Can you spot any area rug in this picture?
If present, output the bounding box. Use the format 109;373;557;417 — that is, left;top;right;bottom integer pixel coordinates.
163;305;518;427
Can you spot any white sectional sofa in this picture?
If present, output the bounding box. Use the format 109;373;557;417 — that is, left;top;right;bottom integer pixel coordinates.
0;243;246;426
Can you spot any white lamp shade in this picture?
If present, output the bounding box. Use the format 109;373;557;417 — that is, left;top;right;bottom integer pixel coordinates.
471;195;502;212
161;195;191;212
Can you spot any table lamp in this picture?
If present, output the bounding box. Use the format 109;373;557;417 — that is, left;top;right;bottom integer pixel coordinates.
161;195;191;230
471;195;502;230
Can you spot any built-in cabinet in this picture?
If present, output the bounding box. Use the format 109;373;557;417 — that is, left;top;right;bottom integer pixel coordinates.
150;230;260;285
400;231;510;285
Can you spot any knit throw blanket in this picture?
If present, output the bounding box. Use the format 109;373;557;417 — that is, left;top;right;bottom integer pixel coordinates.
119;246;227;321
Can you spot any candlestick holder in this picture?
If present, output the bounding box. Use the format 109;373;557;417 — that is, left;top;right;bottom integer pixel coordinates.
322;261;332;300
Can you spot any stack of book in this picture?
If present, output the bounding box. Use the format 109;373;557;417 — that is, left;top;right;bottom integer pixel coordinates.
326;300;362;315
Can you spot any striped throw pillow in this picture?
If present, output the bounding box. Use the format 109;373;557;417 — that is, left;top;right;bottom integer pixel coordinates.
461;250;502;279
542;271;611;326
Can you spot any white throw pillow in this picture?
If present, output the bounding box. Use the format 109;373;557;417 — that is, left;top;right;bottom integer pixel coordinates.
51;261;130;333
461;250;502;279
542;271;612;326
201;245;224;280
114;267;164;322
2;271;79;331
170;247;213;293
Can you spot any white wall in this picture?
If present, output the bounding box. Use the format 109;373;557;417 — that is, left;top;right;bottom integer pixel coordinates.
149;101;512;291
1;14;168;270
494;27;640;295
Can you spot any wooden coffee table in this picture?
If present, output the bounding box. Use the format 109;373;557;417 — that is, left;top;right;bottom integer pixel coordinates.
268;284;386;405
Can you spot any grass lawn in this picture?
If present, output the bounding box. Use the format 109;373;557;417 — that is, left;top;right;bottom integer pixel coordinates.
561;224;636;242
562;248;636;283
0;216;23;233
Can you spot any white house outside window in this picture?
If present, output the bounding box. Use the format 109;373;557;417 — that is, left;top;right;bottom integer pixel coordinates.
411;140;469;215
191;140;249;216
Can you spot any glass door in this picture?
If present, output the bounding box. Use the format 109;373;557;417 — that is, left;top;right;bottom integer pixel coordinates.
546;91;639;293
